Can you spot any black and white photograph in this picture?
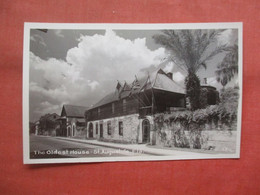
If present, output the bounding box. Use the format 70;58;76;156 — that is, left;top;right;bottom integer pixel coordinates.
23;23;242;164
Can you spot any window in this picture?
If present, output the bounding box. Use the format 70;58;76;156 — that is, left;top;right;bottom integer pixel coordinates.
96;123;98;135
100;123;103;138
123;99;127;113
98;108;101;116
119;121;123;136
107;121;111;135
72;125;75;136
112;103;115;114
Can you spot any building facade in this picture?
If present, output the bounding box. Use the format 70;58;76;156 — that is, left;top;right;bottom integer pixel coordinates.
57;105;88;137
86;69;186;144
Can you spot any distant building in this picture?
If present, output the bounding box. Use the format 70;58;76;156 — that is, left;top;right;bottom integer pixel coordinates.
57;105;88;137
35;120;40;135
199;77;220;108
85;69;186;144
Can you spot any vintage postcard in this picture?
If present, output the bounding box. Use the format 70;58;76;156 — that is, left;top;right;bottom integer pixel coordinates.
23;23;243;164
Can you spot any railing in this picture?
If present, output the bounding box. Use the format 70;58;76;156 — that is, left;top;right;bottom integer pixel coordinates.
139;106;152;117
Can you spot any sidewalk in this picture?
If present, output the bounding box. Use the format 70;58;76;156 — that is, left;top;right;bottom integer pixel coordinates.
55;136;212;157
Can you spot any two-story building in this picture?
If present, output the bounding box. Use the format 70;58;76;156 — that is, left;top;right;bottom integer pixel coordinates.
57;105;88;137
85;69;186;144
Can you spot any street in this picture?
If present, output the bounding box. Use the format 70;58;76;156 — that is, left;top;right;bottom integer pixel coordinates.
30;135;148;159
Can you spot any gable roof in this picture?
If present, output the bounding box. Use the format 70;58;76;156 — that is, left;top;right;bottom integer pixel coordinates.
61;105;88;118
90;69;185;109
152;71;185;94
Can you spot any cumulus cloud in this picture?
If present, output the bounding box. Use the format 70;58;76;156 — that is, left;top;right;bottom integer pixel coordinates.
66;30;165;82
54;30;65;38
30;34;47;47
172;72;185;82
35;101;60;114
29;30;165;121
87;80;100;91
163;62;174;73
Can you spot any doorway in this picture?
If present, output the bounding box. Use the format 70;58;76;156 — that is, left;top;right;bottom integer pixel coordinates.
142;119;150;143
68;127;71;137
72;125;75;137
89;123;93;138
100;124;103;138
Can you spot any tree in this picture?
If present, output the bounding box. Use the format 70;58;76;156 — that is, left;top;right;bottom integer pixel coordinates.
215;44;238;89
153;30;231;110
39;113;59;135
185;72;201;110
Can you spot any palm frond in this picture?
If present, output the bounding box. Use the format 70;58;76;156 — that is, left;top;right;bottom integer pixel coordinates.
153;29;233;76
200;45;233;66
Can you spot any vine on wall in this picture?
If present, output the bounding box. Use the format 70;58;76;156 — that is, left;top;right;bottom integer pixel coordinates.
154;87;239;149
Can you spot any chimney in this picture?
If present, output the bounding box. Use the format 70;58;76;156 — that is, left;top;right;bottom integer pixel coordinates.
203;78;207;85
116;81;122;91
166;72;173;80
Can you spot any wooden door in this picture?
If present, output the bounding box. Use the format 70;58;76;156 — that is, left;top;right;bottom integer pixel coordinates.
142;119;150;143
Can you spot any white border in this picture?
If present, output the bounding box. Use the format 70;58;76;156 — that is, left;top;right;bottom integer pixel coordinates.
23;22;243;164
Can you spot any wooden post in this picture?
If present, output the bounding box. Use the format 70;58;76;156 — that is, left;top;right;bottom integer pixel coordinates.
152;89;154;116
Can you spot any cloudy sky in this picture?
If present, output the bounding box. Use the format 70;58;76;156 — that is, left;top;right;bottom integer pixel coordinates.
29;28;238;122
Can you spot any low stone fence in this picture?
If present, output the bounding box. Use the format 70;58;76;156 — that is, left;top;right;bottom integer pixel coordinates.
155;120;237;153
204;130;237;152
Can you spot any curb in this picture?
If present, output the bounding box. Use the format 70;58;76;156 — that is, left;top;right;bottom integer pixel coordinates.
55;137;163;156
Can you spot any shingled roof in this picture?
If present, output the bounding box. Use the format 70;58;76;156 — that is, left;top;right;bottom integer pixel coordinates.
61;105;88;118
90;69;185;109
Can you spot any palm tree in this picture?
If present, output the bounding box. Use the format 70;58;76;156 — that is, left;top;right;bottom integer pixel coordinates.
215;44;238;90
153;30;232;110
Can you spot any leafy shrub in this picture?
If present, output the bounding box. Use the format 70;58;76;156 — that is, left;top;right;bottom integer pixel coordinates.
154;86;239;148
173;129;190;148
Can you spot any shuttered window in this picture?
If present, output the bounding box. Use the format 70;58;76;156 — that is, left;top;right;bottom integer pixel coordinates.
96;123;98;134
107;121;111;135
119;121;123;136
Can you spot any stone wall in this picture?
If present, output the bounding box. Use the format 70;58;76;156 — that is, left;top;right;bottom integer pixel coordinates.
155;119;237;152
87;114;140;143
66;117;87;138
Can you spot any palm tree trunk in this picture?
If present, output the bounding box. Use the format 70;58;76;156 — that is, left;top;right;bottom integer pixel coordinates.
185;72;201;110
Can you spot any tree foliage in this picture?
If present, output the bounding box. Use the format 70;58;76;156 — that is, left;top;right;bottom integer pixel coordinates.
39;114;59;134
153;29;231;74
155;87;239;130
216;44;238;88
153;29;232;110
154;87;239;149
